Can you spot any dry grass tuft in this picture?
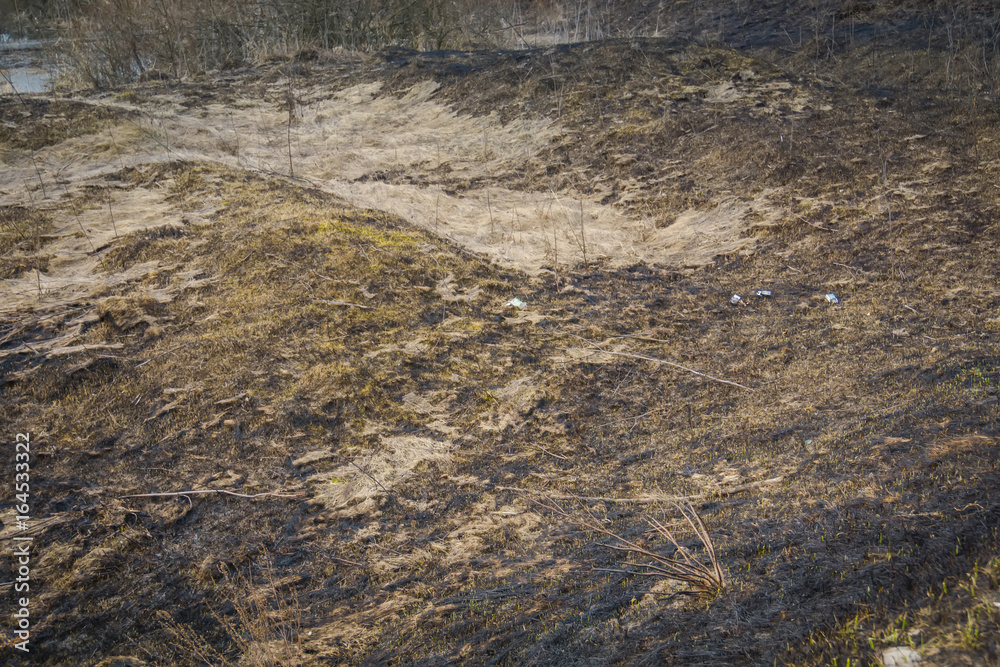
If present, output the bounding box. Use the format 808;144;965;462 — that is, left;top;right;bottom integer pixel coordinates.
159;557;304;667
42;0;518;87
537;496;725;598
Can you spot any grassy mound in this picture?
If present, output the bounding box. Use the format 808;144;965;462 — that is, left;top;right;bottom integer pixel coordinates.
1;5;999;663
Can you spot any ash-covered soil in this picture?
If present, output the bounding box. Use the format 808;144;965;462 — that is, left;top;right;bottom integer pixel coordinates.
1;5;999;666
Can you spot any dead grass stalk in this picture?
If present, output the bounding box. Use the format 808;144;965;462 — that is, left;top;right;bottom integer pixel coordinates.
536;496;726;598
159;556;305;666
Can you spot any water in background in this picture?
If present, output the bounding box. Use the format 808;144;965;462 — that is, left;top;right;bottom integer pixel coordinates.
0;35;55;94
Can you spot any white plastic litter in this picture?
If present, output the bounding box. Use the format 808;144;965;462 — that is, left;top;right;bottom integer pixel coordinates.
883;647;921;667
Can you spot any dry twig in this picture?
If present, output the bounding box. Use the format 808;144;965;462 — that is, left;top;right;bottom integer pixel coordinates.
313;299;371;309
119;488;304;501
349;460;389;493
498;476;782;503
567;334;753;391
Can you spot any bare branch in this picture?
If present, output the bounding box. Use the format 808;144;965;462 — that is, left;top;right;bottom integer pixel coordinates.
497;476;782;504
565;333;753;391
119;488;304;501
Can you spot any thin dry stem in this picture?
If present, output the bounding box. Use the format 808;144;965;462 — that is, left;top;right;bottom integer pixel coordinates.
120;488;304;501
566;334;754;391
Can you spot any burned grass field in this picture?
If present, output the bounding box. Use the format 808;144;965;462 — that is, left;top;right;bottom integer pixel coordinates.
2;8;1000;666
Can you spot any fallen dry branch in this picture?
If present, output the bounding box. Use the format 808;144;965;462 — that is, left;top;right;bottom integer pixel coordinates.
497;476;783;504
331;555;366;568
349;460;390;493
793;212;834;232
313;299;371;309
134;344;186;369
566;334;753;391
119;489;305;501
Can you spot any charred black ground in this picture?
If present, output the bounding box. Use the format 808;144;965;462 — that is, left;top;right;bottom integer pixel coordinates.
1;2;1000;665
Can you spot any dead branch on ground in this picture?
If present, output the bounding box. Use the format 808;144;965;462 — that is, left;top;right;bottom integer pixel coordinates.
119;488;305;501
498;475;782;503
567;333;753;391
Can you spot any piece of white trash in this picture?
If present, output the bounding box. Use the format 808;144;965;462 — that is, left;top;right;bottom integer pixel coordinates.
883;647;921;667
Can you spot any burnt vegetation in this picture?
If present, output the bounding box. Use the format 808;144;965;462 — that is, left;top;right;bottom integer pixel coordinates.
1;1;1000;665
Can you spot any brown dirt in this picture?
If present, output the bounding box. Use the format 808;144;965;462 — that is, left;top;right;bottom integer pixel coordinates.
1;3;1000;665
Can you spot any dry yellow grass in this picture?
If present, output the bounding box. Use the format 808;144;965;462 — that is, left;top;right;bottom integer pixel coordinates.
1;4;1000;664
